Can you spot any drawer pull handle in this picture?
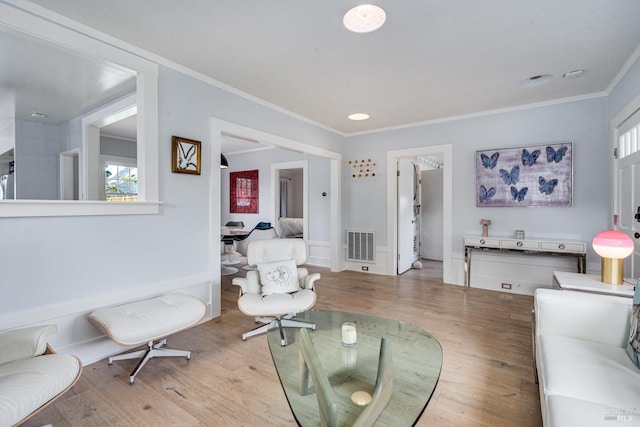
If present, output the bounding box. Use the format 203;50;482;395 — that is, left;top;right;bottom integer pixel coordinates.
517;241;523;247
558;244;566;250
479;239;485;245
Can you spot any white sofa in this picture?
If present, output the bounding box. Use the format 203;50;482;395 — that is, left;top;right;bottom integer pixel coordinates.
0;325;82;427
534;288;640;426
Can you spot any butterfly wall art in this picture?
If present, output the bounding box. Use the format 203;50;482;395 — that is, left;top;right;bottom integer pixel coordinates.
475;142;572;207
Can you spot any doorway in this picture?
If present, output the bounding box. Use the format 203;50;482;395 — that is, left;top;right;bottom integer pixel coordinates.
387;144;453;284
211;119;342;273
59;148;80;200
614;103;640;278
272;162;307;240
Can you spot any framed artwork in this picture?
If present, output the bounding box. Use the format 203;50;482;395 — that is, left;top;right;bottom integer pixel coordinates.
476;142;573;207
171;136;201;175
230;170;259;213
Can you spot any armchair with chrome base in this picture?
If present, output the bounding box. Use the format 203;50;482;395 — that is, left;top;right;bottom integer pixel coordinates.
232;238;320;346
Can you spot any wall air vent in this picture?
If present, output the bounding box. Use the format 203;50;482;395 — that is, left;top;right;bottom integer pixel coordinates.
347;231;375;263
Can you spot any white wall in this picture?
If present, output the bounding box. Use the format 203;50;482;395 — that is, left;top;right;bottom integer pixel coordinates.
420;169;443;261
345;97;611;282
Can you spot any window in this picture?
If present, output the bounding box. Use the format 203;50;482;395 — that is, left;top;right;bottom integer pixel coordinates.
618;108;640;159
103;156;137;201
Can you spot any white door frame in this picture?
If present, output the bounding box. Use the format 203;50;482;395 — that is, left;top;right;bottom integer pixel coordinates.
611;92;640;278
210;119;342;274
59;148;80;200
386;144;453;284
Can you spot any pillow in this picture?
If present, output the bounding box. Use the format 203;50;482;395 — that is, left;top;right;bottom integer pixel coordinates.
258;259;300;296
627;281;640;369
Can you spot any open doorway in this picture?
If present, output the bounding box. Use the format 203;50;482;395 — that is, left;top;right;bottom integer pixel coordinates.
275;166;305;239
211;118;342;273
387;144;453;284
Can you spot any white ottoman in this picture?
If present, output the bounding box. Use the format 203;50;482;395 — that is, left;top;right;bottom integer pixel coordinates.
88;293;206;384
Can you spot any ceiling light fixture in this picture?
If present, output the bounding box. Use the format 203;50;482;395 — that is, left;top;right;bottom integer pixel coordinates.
30;111;47;119
343;4;386;33
348;113;370;121
519;74;553;88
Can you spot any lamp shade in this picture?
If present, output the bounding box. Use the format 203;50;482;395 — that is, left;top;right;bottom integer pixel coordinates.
221;153;229;169
592;230;634;259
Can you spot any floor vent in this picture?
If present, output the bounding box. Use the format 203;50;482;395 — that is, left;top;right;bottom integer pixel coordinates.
347;231;375;263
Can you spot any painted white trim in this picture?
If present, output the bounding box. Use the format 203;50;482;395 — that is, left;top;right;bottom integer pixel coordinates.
210;118;343;273
0;199;160;216
606;42;640;95
0;4;159;217
387;144;454;284
349;92;608;137
59;148;79;200
271;160;309;240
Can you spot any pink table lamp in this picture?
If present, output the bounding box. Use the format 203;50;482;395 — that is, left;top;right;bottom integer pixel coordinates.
592;230;634;284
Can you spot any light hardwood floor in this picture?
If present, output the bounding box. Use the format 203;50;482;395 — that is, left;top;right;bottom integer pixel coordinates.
25;260;542;426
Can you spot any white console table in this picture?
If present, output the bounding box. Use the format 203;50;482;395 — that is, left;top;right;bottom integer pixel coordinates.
464;236;587;289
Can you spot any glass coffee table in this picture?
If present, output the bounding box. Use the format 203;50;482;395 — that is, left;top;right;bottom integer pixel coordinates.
267;310;442;426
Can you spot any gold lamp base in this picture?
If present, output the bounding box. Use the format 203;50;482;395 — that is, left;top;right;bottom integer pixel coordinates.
601;257;624;285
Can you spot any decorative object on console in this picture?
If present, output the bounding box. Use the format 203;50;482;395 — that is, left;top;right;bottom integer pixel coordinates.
514;229;525;239
171;136;201;175
592;230;634;285
476;142;572;207
230;170;259;213
480;219;491;237
626;280;640;368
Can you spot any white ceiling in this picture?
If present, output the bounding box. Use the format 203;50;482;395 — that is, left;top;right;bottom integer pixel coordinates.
11;1;640;137
0;26;136;127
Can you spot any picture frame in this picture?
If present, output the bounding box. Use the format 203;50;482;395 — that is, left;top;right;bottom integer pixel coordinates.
476;142;573;207
230;170;259;214
171;136;201;175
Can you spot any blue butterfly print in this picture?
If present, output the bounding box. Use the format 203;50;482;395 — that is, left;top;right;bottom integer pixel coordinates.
538;176;559;195
546;146;567;163
510;186;528;202
521;149;541;167
499;165;520;185
480;152;499;169
479;185;496;203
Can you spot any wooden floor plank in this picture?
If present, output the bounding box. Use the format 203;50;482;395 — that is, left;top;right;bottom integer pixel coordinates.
21;259;542;426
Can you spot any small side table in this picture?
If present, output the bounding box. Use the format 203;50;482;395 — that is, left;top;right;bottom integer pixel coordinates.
552;270;635;298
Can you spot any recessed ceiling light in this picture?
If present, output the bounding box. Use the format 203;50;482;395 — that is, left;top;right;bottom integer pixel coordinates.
348;113;370;121
519;74;553;88
563;69;585;79
343;4;386;33
30;111;48;119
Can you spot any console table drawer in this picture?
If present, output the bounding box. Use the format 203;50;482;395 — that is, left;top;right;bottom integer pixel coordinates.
501;239;539;250
539;241;585;253
465;237;500;248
